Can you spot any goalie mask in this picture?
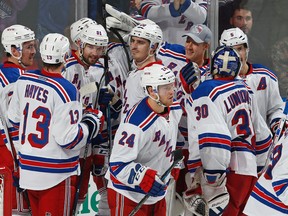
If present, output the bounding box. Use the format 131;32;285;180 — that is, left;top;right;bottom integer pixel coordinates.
141;64;175;107
40;33;70;64
70;17;97;45
211;46;242;78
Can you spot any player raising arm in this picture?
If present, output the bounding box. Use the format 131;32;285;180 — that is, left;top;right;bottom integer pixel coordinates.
7;33;104;216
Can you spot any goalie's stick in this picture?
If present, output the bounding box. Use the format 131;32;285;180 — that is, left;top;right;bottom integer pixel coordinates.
129;149;184;216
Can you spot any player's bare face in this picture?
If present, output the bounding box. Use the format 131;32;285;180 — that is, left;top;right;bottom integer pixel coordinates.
185;37;206;64
21;40;36;66
130;36;150;63
233;44;247;64
158;83;175;106
230;9;253;34
82;44;105;65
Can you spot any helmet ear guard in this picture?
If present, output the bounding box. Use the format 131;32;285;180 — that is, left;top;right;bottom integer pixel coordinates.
141;64;175;96
211;46;242;78
129;23;163;51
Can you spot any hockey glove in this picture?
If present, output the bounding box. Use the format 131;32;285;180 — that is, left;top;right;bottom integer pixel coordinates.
81;108;104;141
98;87;114;106
201;172;229;215
179;62;201;94
133;166;167;197
183;168;209;216
12;169;24;193
92;136;109;177
270;118;288;140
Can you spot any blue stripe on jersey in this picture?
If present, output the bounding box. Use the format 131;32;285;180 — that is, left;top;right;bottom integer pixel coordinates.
124;99;159;132
251;182;288;213
231;137;256;155
158;42;186;62
187;159;202;174
256;135;272;154
199;133;231;151
65;59;79;68
19;71;78;103
61;125;84;149
252;64;278;82
0;65;24;87
272;179;288;198
19;152;79;173
107;42;123;52
192;80;247;101
109;161;130;176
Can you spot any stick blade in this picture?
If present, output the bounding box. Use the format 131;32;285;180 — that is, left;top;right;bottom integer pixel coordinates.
79;82;98;96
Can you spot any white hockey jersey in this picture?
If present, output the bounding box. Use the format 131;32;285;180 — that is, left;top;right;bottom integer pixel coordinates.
244;129;288;215
106;98;183;204
158;41;210;149
186;79;272;178
240;63;285;130
0;62;25;150
140;0;207;44
121;61;163;119
7;69;90;190
63;50;105;107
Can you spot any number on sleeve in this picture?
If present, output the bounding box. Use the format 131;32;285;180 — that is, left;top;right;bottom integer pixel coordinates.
118;131;135;148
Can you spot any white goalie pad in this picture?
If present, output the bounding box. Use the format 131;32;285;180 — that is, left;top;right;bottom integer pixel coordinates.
105;4;139;32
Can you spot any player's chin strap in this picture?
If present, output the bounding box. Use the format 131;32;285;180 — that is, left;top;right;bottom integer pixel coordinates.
11;51;27;69
148;92;166;108
79;43;92;68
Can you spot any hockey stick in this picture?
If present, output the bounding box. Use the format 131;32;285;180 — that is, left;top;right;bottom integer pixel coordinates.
128;149;184;216
71;81;101;216
0;112;32;213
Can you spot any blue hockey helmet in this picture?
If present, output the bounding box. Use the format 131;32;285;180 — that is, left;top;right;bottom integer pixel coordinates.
211;45;242;78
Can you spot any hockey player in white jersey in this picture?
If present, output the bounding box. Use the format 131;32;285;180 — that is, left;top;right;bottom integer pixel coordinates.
184;46;272;215
106;65;183;215
7;33;104;216
121;22;164;118
0;24;36;215
244;127;288;215
63;22;113;214
140;0;208;44
220;28;285;151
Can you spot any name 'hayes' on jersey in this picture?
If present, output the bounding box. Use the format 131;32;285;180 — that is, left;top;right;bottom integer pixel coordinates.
8;69;90;190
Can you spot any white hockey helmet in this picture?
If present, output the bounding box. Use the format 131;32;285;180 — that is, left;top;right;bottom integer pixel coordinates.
70;17;97;44
211;45;242;78
1;24;35;54
220;27;249;49
40;33;70;64
141;64;175;95
129;23;163;50
78;23;108;47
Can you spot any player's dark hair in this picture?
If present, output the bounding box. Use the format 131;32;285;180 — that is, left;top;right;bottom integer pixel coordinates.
42;62;63;70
